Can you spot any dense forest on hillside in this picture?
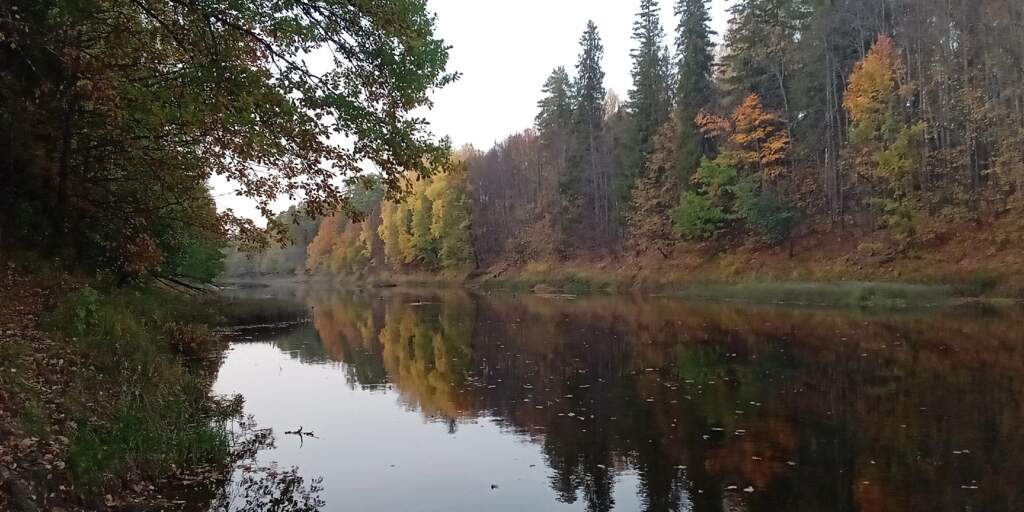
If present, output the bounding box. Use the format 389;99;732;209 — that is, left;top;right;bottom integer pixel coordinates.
228;0;1024;283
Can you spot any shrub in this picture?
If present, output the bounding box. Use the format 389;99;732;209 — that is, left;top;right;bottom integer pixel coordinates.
734;181;798;245
672;191;728;240
46;285;236;495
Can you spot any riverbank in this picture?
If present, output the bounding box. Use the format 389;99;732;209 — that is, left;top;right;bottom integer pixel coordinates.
0;258;242;511
472;215;1024;306
226;215;1024;308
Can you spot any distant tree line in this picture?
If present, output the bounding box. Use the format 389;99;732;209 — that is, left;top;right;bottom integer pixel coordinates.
227;0;1024;278
467;0;1024;266
248;158;477;278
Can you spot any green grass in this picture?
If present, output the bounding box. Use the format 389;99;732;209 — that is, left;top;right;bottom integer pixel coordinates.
675;281;960;308
45;284;240;495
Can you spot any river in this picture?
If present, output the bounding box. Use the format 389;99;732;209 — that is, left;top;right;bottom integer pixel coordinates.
210;287;1024;511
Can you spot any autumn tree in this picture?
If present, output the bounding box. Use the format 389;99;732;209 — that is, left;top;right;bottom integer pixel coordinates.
379;201;411;267
629;123;680;256
673;95;796;246
374;162;473;272
844;35;926;233
304;181;384;276
728;94;791;183
426;161;475;269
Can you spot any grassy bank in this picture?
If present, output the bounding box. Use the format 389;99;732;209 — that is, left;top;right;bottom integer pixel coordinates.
671;281;964;308
48;286;237;492
0;262;248;510
474;261;1017;308
473;215;1024;307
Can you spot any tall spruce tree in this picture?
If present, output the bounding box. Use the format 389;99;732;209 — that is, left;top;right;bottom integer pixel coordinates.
721;0;810;119
566;21;609;243
628;0;673;157
536;67;575;145
674;0;717;179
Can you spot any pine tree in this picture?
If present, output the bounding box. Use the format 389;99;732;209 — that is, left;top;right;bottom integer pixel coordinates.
673;0;717;178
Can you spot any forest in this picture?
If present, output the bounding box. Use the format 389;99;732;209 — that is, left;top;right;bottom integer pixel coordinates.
3;1;1024;510
226;0;1024;286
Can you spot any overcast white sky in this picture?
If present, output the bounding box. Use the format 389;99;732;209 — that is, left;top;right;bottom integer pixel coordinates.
213;0;733;221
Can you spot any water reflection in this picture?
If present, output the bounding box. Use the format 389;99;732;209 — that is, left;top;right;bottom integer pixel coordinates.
216;288;1024;511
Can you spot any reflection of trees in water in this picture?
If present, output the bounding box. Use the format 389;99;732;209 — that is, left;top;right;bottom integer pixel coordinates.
377;291;476;419
304;290;387;387
298;290;1024;512
213;420;326;512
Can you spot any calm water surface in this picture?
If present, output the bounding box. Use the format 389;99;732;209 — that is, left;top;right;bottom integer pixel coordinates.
212;288;1024;511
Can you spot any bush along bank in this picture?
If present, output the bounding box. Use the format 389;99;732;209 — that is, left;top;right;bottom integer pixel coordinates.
0;263;243;511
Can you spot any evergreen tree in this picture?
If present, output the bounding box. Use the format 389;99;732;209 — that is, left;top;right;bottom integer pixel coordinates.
535;67;575;223
721;0;810;119
536;67;575;143
673;0;717;178
566;21;610;242
628;0;673;158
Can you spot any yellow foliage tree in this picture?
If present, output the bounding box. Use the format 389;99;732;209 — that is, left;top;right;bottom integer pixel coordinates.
844;35;926;231
729;94;791;182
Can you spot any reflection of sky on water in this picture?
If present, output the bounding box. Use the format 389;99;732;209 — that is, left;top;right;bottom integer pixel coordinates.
214;342;646;511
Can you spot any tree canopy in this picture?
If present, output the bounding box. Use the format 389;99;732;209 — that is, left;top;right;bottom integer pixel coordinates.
1;0;455;277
